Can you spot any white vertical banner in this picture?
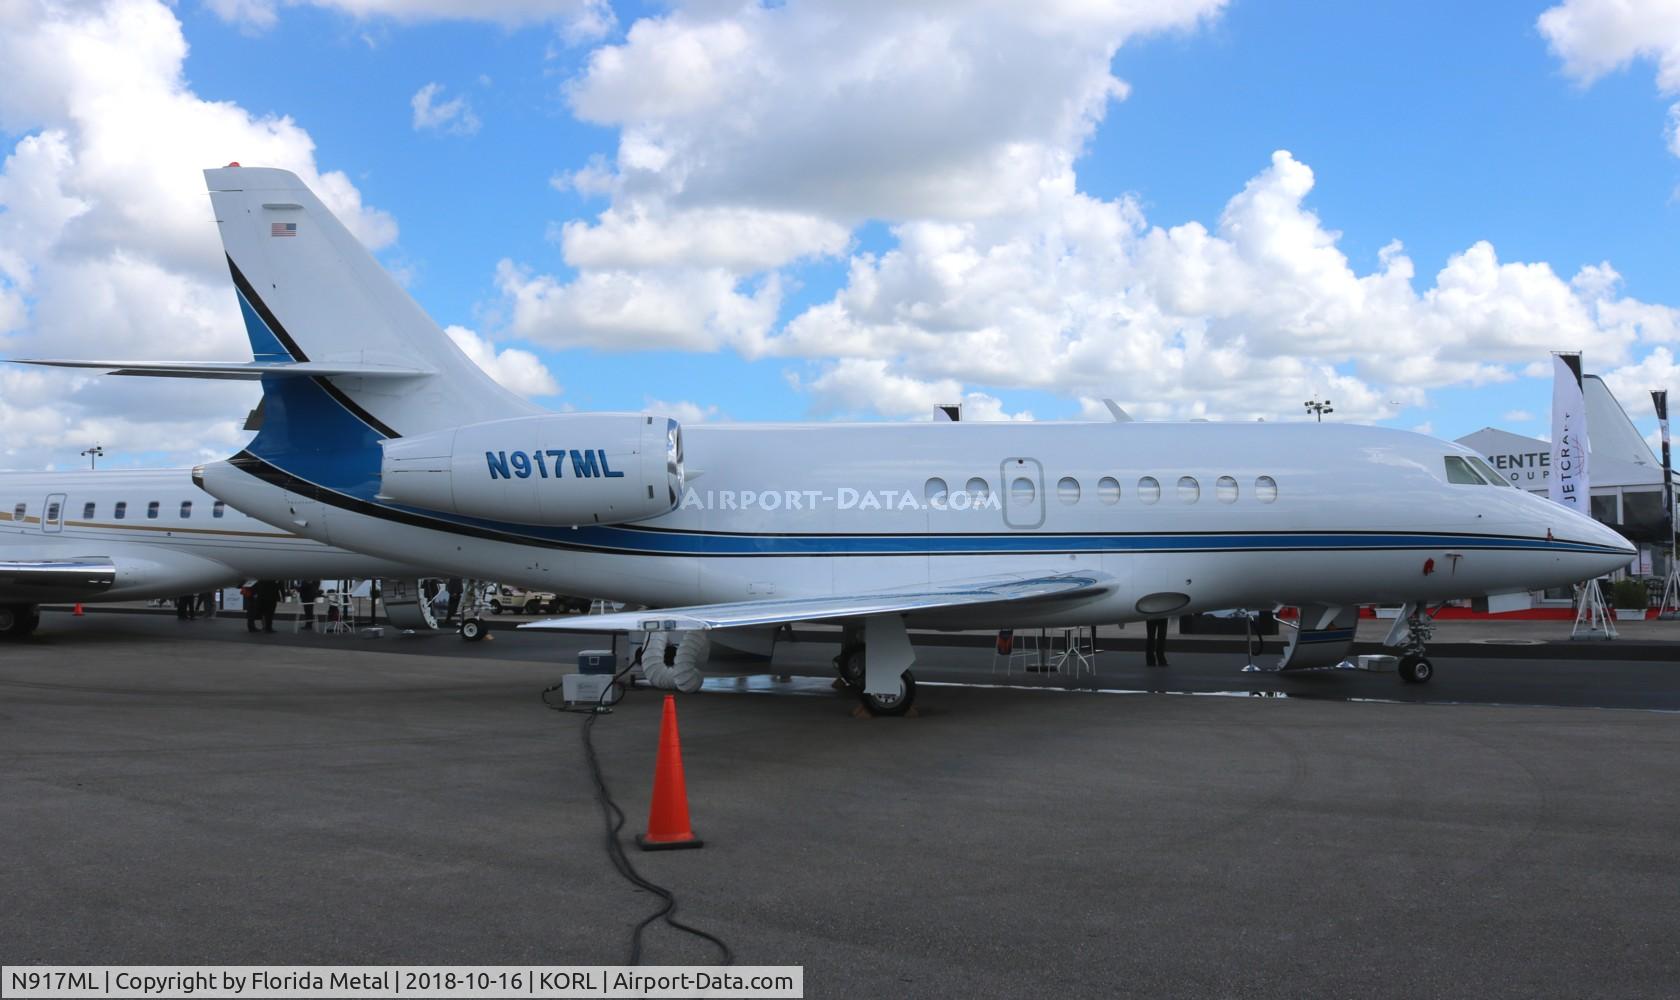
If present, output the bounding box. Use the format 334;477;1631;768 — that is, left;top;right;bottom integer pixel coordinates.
1549;353;1589;512
1655;389;1673;542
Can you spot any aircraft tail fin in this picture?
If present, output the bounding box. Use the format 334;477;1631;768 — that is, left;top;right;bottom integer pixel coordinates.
204;165;537;442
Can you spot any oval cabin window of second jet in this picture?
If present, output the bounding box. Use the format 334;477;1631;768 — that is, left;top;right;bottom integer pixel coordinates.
1138;477;1161;504
1057;477;1080;504
1098;477;1120;504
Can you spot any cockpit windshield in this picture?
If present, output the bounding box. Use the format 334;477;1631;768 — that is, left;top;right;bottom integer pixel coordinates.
1444;455;1490;485
1466;455;1511;487
1443;454;1512;486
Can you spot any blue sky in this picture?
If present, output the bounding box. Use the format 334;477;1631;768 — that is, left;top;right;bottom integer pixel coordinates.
2;0;1679;469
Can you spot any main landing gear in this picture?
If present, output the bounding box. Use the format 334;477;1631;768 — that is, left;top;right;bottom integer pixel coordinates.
833;618;918;716
1394;606;1436;685
0;602;40;639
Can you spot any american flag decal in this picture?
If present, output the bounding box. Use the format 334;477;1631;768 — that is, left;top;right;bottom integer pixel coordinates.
271;222;297;237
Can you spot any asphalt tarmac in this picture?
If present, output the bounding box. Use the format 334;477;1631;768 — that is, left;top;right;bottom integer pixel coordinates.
3;612;1678;997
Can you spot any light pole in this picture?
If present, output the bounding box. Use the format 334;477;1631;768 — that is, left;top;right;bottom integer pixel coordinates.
1304;398;1333;422
81;445;105;469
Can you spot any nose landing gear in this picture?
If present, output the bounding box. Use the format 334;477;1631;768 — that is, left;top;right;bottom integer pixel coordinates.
1392;605;1436;684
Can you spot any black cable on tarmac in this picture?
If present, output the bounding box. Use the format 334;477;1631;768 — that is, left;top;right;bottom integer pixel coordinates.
545;663;734;966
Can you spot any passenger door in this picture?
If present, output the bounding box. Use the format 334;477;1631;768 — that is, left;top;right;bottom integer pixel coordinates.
1000;458;1045;529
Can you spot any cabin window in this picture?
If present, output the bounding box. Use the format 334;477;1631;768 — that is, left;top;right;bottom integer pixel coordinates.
1216;476;1238;503
1255;476;1278;503
213;501;226;518
180;500;193;518
924;477;948;506
82;502;96;519
1057;477;1081;504
1137;476;1160;504
1178;476;1200;503
46;502;60;522
1010;477;1036;506
114;502;127;520
1443;456;1485;485
147;500;160;519
11;503;24;521
1467;455;1511;487
1097;477;1121;504
965;477;991;504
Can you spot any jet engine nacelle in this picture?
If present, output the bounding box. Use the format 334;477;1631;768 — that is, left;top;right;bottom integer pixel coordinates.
379;413;683;526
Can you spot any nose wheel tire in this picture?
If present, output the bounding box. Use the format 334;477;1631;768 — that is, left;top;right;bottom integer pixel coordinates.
1398;654;1433;684
859;670;917;716
460;618;488;641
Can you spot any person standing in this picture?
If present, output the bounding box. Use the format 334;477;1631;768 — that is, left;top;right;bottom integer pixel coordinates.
175;595;195;620
444;577;463;626
1145;617;1169;667
296;580;320;630
243;581;261;632
253;579;281;633
197;590;216;619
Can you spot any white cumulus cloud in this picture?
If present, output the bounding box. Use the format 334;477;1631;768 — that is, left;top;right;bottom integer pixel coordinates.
0;0;395;470
411;83;481;137
491;0;1678;426
1540;0;1680;156
444;325;560;398
206;0;612;36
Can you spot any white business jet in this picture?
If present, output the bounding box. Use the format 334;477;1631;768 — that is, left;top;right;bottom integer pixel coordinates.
0;467;428;637
10;166;1637;711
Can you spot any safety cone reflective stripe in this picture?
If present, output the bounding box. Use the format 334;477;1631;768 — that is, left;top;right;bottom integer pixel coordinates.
637;694;703;851
72;603;83;616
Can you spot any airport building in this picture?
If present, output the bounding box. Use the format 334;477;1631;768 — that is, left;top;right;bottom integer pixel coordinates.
1456;375;1677;604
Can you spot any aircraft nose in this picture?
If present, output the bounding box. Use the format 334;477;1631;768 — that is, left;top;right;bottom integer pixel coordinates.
1569;508;1637;572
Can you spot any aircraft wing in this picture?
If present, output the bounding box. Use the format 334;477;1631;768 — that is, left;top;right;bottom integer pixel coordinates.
519;571;1112;633
6;360;431;380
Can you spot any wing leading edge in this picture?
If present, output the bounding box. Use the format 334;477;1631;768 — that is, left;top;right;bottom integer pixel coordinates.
518;571;1113;633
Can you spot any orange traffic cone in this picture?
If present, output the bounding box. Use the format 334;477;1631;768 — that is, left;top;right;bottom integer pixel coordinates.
637;694;703;851
72;603;84;616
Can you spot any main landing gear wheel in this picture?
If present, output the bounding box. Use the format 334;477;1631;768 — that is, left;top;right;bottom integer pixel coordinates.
1397;654;1433;684
0;604;36;638
835;645;865;690
460;618;488;641
859;670;917;717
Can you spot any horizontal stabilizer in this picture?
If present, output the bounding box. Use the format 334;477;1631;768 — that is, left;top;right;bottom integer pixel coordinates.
6;359;432;380
519;572;1112;633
